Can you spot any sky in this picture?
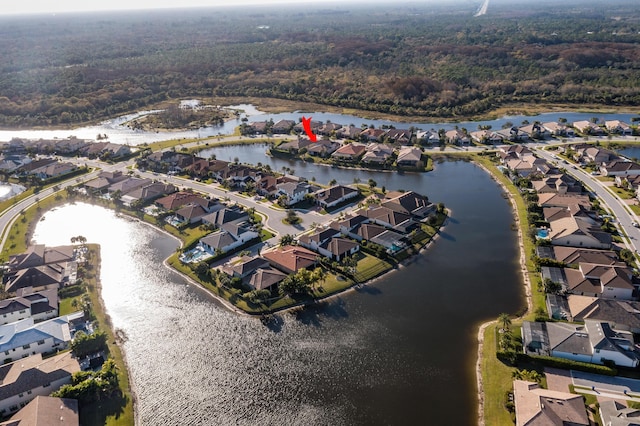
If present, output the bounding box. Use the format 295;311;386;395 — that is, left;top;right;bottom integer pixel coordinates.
2;0;395;15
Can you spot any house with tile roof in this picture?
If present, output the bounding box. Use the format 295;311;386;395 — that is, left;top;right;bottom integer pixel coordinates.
276;138;312;154
359;128;386;142
0;352;80;416
605;120;633;136
336;125;362;140
220;256;287;291
271;119;296;134
573;120;606;136
396;147;423;168
298;228;340;253
4;264;66;294
384;128;412;145
120;182;177;207
201;206;248;228
358;206;415;232
7;245;75;272
107;177;152;199
262;245;318;274
331;143;366;161
564;263;634;299
246;267;288;291
444;129;470;145
548;216;611;250
361;143;394;165
196;221;259;256
537;193;592;210
535;246;618;267
600;400;640;426
513;380;588;426
567;295;640;334
381;191;435;219
522;319;640;367
275;182;311;207
0;395;79;426
542;122;575;137
307;140;340;157
600;160;640;177
317;237;359;261
313;185;359;209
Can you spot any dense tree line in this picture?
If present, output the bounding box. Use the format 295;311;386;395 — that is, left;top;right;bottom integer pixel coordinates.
0;0;639;127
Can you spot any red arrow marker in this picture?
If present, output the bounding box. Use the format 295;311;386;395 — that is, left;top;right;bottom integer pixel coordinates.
301;116;317;142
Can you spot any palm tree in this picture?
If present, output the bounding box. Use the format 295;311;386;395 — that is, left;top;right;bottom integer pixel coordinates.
498;313;511;332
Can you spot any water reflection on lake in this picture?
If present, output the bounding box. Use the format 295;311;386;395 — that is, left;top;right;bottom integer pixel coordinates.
31;159;524;425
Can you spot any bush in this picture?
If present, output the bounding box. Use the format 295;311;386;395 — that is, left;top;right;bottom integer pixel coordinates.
516;353;617;376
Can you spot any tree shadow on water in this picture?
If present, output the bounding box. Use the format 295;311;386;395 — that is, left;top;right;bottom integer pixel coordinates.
438;231;456;242
292;298;349;327
261;314;285;333
354;285;382;296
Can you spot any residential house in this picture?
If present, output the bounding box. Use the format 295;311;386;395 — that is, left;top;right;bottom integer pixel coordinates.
572;120;606;136
469;129;504;145
276;138;312;154
580;147;618;165
600;400;640;426
444;129;470;145
271;119;295;134
519;123;551;140
600;160;640;177
361;143;394;165
605;120;633;136
497;145;535;163
293;120;321;134
548;216;611;250
567;295;640;333
83;171;128;194
565;263;634;299
319;237;359;261
0;313;81;364
384;128;412;145
306;140;340;157
331;143;366;161
313;185;359;210
0;288;58;325
522;319;640;367
298;228;340;254
416;130;440;145
542;205;597;225
28;161;76;180
174;204;209;225
107;177;152;199
0;352;80;417
330;214;369;238
201;206;248;228
537;193;592;210
4;264;67;293
535;246;618;267
220;256;287;291
531;174;580;194
0;396;79;426
317;122;342;136
155;192;213;212
396;147;423;168
513;380;588;426
120;182;177;207
354;222;387;241
359;128;386;143
246;121;268;134
196;221;259;255
14;159;57;179
336;125;362;140
262;245;318;274
542;122;575;137
7;245;74;272
358;206;416;233
381;191;434;219
275;182;311;207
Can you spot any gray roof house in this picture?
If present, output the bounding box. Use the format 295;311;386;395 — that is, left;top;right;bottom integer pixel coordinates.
522;319;640;368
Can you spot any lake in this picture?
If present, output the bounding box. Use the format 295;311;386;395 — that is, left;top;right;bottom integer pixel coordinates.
32;159;524;425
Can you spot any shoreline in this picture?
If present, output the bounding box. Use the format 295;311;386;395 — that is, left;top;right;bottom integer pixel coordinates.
473;161;533;426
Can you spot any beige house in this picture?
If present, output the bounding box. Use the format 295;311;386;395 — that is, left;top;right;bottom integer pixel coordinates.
513;380;588;426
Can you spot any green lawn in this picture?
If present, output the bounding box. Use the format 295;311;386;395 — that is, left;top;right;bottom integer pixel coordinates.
353;251;393;282
481;323;516;426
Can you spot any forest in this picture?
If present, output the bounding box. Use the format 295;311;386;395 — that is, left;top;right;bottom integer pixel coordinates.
0;0;639;127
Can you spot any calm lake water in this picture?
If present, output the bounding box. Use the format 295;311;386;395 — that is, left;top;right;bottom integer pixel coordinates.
32;160;524;425
0;104;637;145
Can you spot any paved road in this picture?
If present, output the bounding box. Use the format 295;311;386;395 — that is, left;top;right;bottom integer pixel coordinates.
571;370;640;402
